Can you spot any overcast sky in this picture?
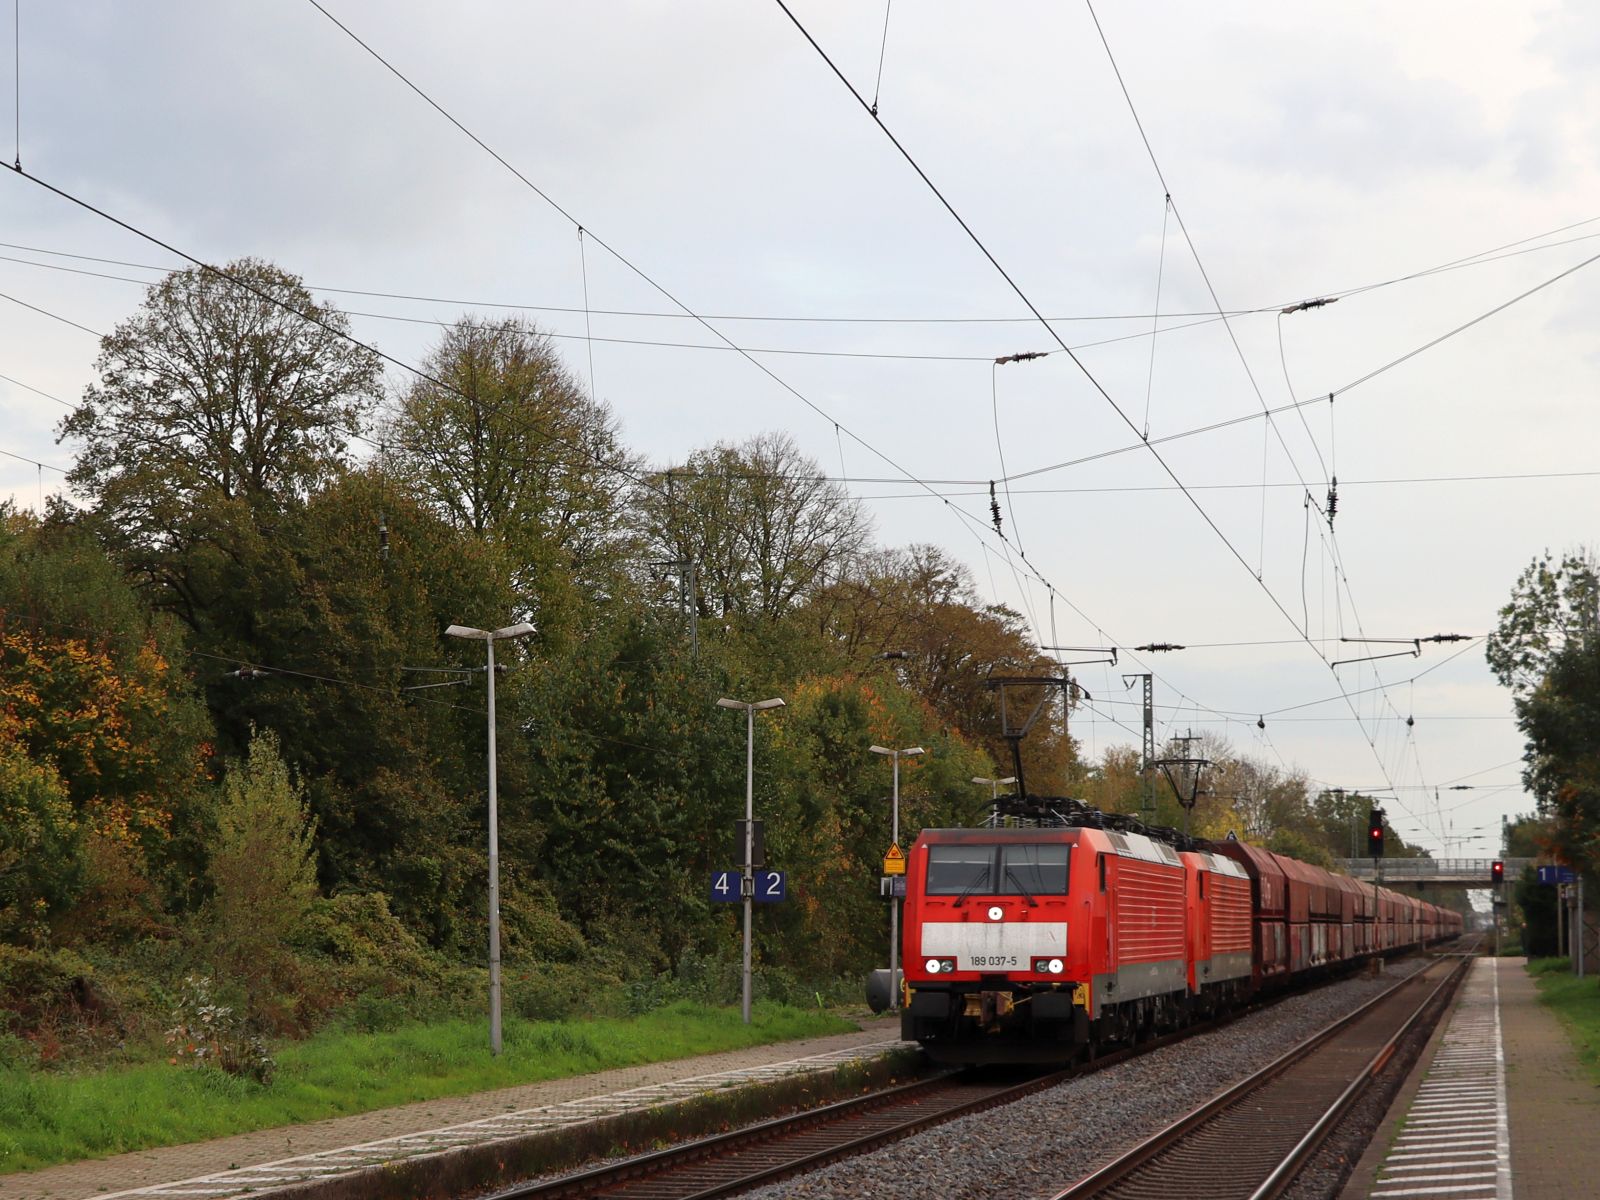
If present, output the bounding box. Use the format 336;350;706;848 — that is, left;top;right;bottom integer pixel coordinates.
5;1;1597;859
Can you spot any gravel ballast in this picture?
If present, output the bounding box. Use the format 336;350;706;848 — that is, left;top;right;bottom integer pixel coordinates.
743;959;1435;1200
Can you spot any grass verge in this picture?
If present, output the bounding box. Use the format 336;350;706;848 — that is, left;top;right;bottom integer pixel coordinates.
1525;956;1600;1084
0;1001;858;1175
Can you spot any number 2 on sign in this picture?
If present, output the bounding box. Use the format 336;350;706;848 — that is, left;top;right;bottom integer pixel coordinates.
754;870;787;903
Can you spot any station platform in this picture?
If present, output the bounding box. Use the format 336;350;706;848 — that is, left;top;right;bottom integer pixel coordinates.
1342;957;1600;1199
0;1024;907;1200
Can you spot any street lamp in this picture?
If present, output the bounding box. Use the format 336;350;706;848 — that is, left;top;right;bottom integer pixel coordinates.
446;620;536;1055
717;696;786;1024
871;744;924;1012
972;775;1017;802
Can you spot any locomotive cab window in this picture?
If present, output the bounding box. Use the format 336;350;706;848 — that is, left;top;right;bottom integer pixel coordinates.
999;844;1069;895
925;843;1069;896
926;844;995;894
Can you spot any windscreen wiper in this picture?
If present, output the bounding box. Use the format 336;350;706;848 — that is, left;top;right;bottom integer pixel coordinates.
951;870;990;907
1004;866;1039;907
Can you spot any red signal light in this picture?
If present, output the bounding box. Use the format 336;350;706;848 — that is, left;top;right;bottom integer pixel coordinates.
1491;860;1504;883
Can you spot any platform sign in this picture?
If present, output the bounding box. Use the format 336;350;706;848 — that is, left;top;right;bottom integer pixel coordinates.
883;842;905;876
880;875;906;898
1538;865;1577;886
713;869;786;902
753;870;787;903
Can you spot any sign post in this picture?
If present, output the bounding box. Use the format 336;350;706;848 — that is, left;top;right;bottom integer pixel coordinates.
870;744;924;1014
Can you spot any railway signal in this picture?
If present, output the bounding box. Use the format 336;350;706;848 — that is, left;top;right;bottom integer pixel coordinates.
1491;860;1504;884
1367;809;1385;858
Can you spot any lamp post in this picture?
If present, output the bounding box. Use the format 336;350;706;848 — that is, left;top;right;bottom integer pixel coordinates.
717;696;786;1023
972;775;1017;803
446;620;536;1055
871;744;924;1012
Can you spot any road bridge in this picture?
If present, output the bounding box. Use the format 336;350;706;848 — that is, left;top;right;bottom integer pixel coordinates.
1333;857;1528;887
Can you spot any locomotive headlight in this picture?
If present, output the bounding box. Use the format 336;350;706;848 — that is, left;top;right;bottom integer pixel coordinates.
925;958;943;974
1048;958;1065;974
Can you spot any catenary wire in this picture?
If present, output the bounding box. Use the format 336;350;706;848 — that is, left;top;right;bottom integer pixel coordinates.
1;220;1595;326
773;0;1450;830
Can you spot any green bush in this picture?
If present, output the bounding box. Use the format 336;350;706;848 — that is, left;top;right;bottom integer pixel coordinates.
165;974;274;1084
296;892;444;983
0;1031;37;1069
507;962;628;1022
0;945;106;1035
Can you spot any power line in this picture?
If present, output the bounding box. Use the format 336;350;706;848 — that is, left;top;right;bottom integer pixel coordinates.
0;370;76;409
0;444;67;473
849;468;1600;499
299;0;1097;659
18;230;1593;326
771;0;1460;828
1085;0;1595;840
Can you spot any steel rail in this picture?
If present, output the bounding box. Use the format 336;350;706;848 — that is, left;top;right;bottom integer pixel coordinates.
490;978;1313;1200
1247;947;1476;1200
486;1069;1072;1200
487;944;1468;1200
1048;944;1475;1200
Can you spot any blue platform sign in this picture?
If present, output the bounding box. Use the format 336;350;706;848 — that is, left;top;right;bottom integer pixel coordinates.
710;870;786;902
1537;865;1577;886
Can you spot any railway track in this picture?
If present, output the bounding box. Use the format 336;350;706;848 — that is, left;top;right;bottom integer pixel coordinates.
1048;947;1476;1200
484;947;1469;1200
486;975;1292;1200
485;1069;1071;1200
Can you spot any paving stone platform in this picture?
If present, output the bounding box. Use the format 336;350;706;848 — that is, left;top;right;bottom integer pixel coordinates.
1343;956;1600;1200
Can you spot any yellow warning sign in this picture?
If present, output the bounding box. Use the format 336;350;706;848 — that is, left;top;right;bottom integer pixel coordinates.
883;843;905;876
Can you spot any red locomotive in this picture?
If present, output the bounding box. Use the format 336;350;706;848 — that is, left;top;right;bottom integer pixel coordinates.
899;808;1462;1063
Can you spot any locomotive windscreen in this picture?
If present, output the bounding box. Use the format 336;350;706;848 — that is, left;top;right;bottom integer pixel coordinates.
925;843;1069;895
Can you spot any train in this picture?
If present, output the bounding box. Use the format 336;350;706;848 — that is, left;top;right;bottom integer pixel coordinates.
897;803;1464;1063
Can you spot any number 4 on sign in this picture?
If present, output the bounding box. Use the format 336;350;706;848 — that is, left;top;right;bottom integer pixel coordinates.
709;870;740;903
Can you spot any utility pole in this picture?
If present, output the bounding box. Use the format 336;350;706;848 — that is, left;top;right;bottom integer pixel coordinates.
651;559;699;660
872;745;924;1012
1122;673;1155;816
1153;729;1209;837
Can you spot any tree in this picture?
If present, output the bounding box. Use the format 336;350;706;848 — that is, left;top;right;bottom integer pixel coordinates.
382;317;639;635
0;733;81;944
638;433;870;622
804;545;1076;792
197;467;520;948
206;729;319;1002
1487;550;1600;692
1488;549;1600;871
59;258;382;616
